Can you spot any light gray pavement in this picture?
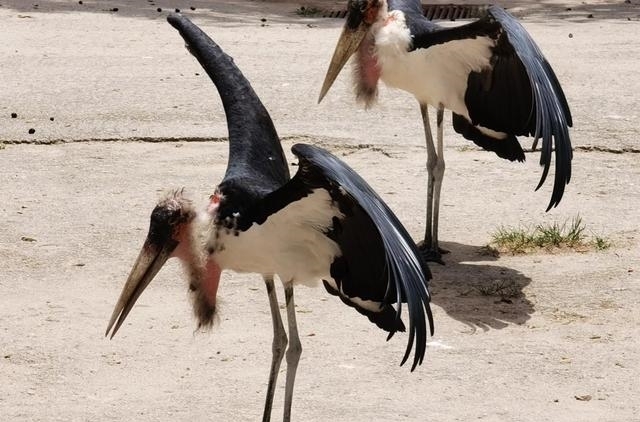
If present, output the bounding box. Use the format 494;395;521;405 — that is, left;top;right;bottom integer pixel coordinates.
1;1;640;421
1;0;639;149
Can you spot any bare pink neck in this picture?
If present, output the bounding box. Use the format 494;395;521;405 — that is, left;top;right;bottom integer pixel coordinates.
172;221;221;328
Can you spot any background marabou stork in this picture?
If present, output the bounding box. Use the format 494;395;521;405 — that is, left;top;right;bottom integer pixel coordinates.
318;0;573;263
105;14;433;422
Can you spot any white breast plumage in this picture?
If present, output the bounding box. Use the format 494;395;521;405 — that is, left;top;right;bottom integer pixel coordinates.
374;11;495;117
210;189;344;285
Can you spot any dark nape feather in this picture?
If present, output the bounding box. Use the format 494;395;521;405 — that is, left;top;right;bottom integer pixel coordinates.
166;14;289;196
291;143;433;371
452;113;525;162
487;6;572;210
322;281;406;333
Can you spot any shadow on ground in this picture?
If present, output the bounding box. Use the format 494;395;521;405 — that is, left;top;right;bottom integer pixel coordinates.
429;241;534;332
1;0;637;24
0;0;337;25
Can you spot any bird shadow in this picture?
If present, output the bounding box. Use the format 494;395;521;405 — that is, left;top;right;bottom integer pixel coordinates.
428;241;534;332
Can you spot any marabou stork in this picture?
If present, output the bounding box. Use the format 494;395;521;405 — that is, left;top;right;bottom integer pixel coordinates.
105;14;433;422
318;0;573;263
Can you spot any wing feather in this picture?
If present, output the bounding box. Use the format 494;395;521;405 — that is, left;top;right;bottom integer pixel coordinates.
407;7;572;210
290;143;434;371
487;6;572;210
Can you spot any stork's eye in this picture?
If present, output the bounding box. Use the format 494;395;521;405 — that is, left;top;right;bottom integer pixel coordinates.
166;208;184;226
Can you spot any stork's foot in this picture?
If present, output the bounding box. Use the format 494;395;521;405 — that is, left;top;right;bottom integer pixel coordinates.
417;242;449;265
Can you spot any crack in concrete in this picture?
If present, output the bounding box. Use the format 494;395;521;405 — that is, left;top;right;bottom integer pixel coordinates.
2;138;639;156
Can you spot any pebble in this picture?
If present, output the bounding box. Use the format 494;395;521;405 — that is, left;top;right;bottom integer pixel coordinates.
11;112;17;118
28;128;35;134
190;6;196;10
175;8;180;13
157;7;162;12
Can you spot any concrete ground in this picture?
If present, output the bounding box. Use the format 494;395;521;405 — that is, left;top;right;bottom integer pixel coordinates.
1;1;639;421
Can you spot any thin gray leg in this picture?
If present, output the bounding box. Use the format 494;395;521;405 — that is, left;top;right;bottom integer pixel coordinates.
262;277;287;422
432;105;446;253
420;103;447;263
282;283;302;422
420;104;436;247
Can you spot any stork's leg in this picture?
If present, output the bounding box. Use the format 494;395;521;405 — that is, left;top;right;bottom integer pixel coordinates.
282;283;302;422
431;105;448;257
419;104;447;264
262;277;287;422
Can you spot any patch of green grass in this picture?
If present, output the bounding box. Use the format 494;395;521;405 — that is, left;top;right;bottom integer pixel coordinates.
593;236;611;251
295;6;320;16
490;216;610;254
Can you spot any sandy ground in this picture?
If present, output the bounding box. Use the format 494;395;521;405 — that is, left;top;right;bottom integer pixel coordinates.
1;1;640;421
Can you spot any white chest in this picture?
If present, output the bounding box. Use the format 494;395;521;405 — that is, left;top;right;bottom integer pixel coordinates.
373;13;495;116
209;189;343;285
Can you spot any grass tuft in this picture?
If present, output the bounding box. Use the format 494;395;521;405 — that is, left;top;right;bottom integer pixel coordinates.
593;236;611;251
490;216;610;254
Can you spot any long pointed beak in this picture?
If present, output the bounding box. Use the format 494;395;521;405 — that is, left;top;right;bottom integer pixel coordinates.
318;24;369;103
105;239;176;339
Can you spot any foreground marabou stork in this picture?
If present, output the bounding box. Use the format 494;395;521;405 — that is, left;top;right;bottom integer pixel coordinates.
318;0;573;263
106;14;433;422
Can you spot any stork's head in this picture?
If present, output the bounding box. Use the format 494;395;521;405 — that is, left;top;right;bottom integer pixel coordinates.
106;189;221;338
318;0;384;103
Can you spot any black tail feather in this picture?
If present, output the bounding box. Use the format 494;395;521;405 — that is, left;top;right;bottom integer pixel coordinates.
322;280;406;333
452;113;525;162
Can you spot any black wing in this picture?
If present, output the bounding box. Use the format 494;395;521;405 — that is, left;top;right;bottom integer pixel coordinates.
167;14;290;198
254;143;434;371
487;6;572;210
409;6;572;211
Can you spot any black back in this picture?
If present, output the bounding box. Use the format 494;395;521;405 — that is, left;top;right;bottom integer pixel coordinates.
167;14;290;203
